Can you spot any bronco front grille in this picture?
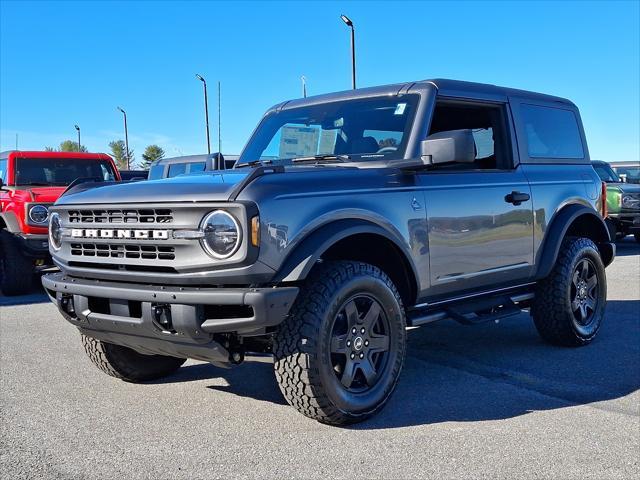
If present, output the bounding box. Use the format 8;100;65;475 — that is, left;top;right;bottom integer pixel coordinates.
68;209;173;224
70;243;176;260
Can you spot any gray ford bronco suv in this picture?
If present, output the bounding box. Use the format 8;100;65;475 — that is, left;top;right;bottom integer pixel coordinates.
43;79;615;425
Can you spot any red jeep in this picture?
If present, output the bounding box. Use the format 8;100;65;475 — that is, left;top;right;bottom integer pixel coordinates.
0;151;120;295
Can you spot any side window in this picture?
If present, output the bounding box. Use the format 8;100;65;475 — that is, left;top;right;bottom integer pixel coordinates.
148;164;165;180
472;128;494;159
167;163;187;178
0;159;7;182
428;102;511;170
520;104;584;159
188;162;206;173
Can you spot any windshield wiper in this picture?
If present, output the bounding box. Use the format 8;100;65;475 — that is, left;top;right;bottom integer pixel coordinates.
291;154;351;164
235;159;273;168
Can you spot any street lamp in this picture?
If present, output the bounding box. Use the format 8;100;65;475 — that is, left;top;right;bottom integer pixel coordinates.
340;14;356;89
74;124;81;152
116;106;130;169
195;74;211;155
301;75;307;98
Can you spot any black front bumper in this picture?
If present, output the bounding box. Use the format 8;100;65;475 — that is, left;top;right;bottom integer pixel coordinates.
42;272;298;364
608;212;640;234
13;233;51;257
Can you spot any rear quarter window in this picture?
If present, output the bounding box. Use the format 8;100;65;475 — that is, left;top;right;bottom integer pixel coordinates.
148;164;165;180
521;104;584;159
0;159;6;182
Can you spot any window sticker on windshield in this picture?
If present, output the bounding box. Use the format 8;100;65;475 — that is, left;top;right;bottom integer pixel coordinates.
394;103;407;115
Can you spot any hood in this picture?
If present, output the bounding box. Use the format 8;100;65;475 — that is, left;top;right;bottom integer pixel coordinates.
26;186;67;203
55;171;250;206
607;182;640;194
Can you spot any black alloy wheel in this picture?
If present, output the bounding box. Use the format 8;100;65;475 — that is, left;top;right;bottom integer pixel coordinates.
329;294;391;392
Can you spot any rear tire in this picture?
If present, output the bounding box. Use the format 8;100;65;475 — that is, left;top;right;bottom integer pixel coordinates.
273;261;407;425
0;231;33;296
81;334;186;382
531;237;606;347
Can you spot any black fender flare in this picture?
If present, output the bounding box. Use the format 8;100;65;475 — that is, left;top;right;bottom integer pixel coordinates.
273;219;419;290
535;204;614;280
0;211;21;233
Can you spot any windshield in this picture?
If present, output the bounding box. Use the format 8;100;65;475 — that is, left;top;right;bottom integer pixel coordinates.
614;166;640;183
14;158;117;186
593;163;620;183
238;95;419;165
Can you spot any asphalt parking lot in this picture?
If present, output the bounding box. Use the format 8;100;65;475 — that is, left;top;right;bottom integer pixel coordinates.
1;239;638;479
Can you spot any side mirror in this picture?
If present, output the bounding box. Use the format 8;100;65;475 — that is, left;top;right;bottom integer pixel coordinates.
420;129;475;165
619;174;627;183
0;178;3;189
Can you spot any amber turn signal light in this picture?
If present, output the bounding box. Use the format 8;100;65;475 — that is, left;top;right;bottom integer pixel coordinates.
251;216;260;247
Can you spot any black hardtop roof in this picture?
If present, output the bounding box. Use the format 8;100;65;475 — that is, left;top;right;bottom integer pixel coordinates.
274;78;575;112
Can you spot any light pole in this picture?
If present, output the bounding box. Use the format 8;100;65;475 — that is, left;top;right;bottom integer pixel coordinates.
74;125;81;152
116;106;130;169
340;14;356;89
195;74;211;155
301;75;307;97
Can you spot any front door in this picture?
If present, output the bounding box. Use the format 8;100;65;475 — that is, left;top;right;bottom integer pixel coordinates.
419;100;534;298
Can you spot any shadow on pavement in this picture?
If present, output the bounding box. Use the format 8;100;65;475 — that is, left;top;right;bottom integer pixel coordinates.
151;298;639;429
613;236;640;257
0;284;49;307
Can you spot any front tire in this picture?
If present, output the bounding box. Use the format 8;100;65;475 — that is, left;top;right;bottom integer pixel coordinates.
81;334;186;382
0;231;33;296
273;261;407;425
531;237;607;347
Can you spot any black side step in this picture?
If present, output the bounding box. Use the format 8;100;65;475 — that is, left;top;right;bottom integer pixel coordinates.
407;291;534;327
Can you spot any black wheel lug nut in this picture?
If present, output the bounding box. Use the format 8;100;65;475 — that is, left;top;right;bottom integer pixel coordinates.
351;327;357;334
359;352;364;359
360;327;365;334
350;353;355;360
346;340;351;347
364;340;369;347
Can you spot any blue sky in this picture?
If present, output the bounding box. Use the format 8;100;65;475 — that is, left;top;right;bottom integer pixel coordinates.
1;0;638;165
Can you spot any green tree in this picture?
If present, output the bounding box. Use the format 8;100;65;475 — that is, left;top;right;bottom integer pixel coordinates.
58;140;87;152
109;140;134;170
44;146;56;152
140;145;165;169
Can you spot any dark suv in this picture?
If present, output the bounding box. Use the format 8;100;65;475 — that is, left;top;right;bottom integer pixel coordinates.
43;79;614;425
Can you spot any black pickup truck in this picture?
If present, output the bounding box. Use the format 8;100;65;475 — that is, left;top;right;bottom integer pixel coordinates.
43;79;614;425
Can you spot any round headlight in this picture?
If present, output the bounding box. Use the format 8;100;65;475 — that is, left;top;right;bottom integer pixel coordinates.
621;195;638;208
200;210;241;259
49;212;62;251
29;205;49;224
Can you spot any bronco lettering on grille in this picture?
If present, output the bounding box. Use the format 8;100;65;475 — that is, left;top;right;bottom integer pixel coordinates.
70;229;170;240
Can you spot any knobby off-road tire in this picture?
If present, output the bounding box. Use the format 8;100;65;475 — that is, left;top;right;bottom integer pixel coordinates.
273;261;407;425
0;230;33;296
531;237;607;347
81;334;186;382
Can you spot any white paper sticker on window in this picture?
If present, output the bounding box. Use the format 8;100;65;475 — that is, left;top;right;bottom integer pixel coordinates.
394;103;407;115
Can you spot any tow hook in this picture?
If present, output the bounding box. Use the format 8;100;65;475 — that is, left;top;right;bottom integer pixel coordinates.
219;335;245;364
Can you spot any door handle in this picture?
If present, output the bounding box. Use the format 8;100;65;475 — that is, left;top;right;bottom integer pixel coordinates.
505;191;530;206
